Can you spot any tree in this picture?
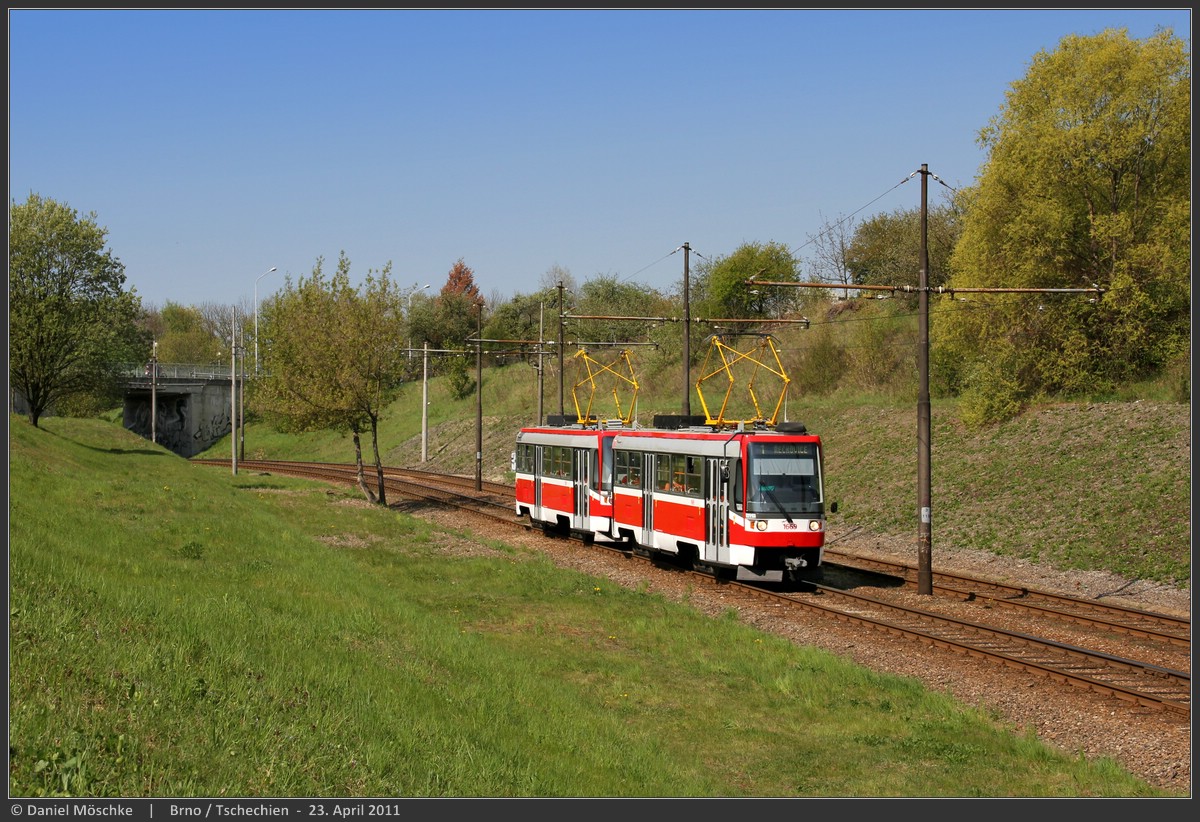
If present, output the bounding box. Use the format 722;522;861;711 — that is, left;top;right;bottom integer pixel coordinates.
254;253;405;503
484;288;557;365
351;265;408;501
806;212;858;299
844;202;959;294
539;263;577;296
939;28;1189;421
9;194;145;426
442;257;481;302
405;286;437;372
153;301;225;363
444;353;476;400
426;258;484;359
197;300;243;356
694;241;801;322
570;275;670;346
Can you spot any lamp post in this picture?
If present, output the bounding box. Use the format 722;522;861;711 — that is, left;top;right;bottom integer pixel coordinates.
407;283;430;360
150;339;158;445
254;266;277;375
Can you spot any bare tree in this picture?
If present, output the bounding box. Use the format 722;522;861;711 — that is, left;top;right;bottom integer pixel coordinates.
539;263;577;295
806;211;857;299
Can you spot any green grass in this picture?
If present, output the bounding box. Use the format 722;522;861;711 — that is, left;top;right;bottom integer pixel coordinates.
9;416;1178;797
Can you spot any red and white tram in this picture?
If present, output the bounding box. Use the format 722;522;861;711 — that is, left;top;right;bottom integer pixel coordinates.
515;416;836;583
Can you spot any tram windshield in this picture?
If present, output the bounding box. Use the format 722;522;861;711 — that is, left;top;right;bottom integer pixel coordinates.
745;441;822;515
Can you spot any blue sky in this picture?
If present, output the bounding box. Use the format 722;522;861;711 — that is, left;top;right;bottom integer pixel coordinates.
8;8;1191;311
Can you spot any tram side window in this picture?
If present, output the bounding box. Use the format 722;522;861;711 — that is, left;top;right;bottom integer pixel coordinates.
683;455;702;496
542;445;571;478
614;449;642;488
516;443;535;474
660;453;701;496
656;456;672;491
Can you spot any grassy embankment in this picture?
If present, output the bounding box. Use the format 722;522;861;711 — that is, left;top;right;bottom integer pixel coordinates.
9;415;1178;797
210;352;1190;588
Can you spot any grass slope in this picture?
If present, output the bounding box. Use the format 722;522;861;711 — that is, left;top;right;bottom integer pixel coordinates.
8;416;1174;797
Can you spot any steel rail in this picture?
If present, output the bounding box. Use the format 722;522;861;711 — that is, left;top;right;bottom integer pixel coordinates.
824;549;1190;647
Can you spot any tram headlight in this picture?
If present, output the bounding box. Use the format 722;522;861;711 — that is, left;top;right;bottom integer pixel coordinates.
808;520;822;531
755;520;768;531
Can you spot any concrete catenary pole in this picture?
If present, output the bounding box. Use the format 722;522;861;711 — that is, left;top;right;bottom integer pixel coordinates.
239;334;246;463
558;281;566;417
538;302;545;426
682;242;691;416
475;302;483;491
421;341;429;463
231;315;238;477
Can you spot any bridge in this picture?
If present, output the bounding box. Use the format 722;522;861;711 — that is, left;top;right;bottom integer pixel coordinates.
123;363;241;458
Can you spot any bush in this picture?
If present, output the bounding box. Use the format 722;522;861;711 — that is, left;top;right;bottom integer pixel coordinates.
956;352;1026;429
446;355;476;400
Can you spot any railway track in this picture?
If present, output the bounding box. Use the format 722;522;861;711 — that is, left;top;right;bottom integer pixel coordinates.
824;548;1190;647
194;458;1191;717
759;581;1189;716
194;458;515;514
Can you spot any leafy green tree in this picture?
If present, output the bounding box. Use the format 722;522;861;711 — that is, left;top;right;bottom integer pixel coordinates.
483;288;557;367
939;28;1189;422
414;258;483;361
9;194;145;426
255;257;357;430
695;241;801;323
845;202;960;294
352;264;409;500
432;291;482;359
254;253;405;503
444;353;476;400
570;275;670;347
154;301;225;363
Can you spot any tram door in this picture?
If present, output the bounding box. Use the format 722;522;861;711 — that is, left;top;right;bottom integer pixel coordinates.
572;447;590;530
533;446;543;512
642;452;655;541
706;457;730;564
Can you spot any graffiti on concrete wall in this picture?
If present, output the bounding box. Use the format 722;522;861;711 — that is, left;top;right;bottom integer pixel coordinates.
124;379;234;458
127;396;194;455
193;410;233;450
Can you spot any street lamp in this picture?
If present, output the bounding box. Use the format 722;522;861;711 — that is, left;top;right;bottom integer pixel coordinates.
254;266;278;375
407;283;430;359
150;339;158;445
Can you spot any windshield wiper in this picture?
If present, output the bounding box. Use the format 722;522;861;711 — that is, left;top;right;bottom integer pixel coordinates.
757;484;794;524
